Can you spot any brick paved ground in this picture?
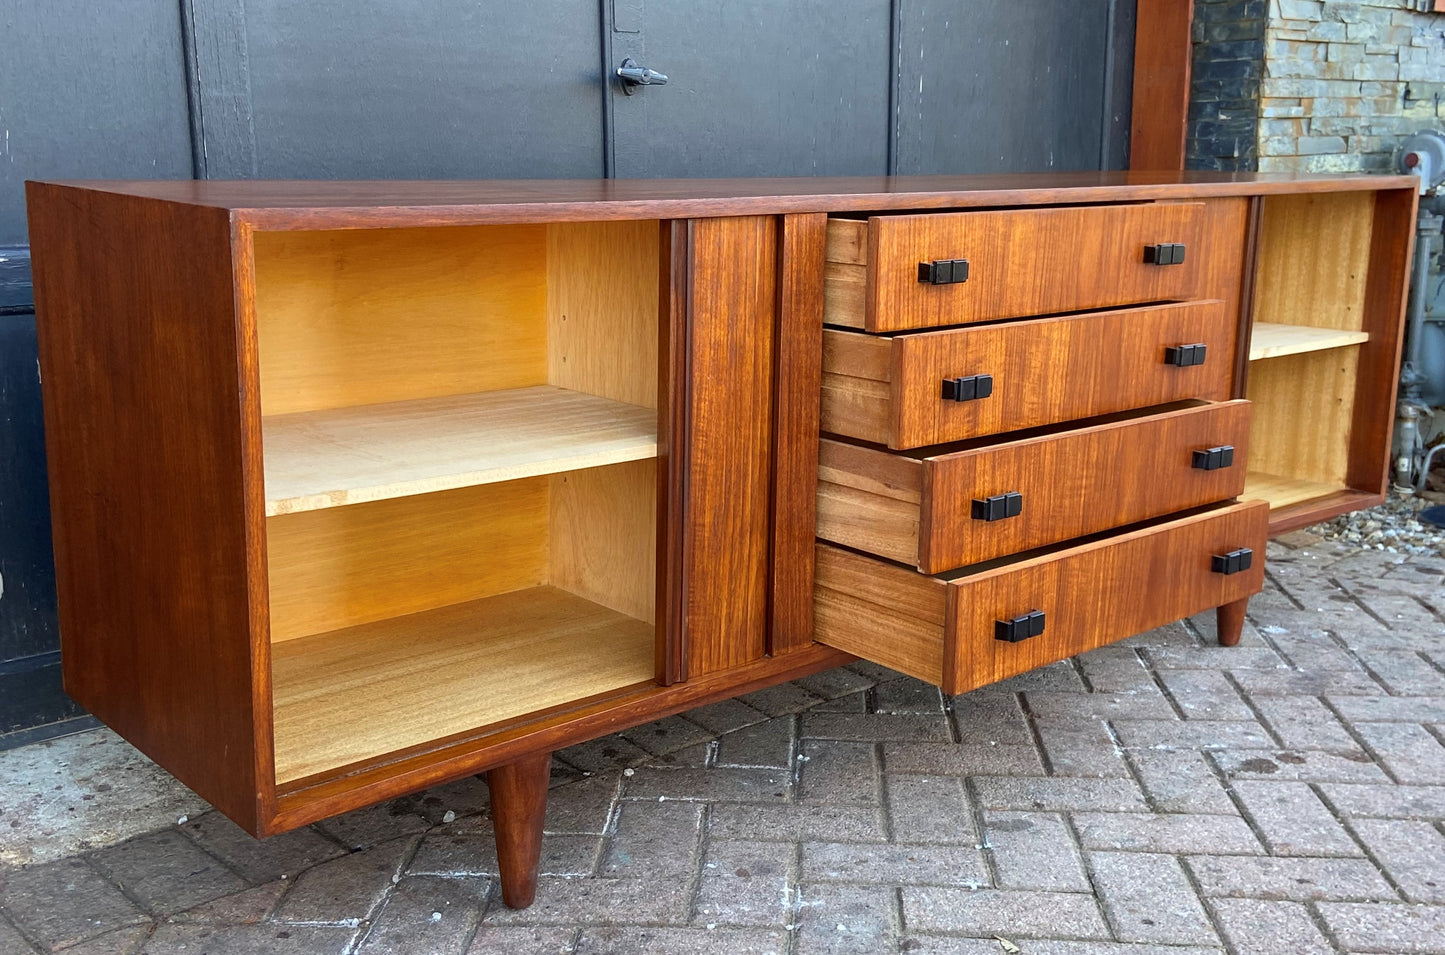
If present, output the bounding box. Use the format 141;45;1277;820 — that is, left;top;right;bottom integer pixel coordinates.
1;530;1443;954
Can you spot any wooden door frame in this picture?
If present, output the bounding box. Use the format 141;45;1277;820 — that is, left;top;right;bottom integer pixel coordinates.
1130;0;1194;171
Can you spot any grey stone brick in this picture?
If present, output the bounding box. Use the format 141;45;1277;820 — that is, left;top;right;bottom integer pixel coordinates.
882;742;1045;778
317;802;432;852
481;877;690;926
59;924;151;955
901;887;1110;939
619;717;715;758
708;804;885;844
1247;694;1361;753
804;842;988;888
1348;817;1445;902
799;741;880;804
1156;669;1254;720
1265;626;1364;671
813;692;868;714
682;699;769;736
873;678;945;715
1330;696;1445;722
695;840;792;926
1357;650;1445;697
737;683;823;717
0;857;146;951
715;719;794;769
556;736;653;775
801;713;951;743
1214;748;1388;784
1230;667;1384;696
408;815;598;879
404;775;493;826
179;813;346;885
1022;690;1176;722
602;801;700;879
1186;854;1395;901
271;838;416;924
895;941;1221;955
0;914;34;954
970;776;1148;813
1207;897;1333;954
950;692;1034;745
1127;748;1238;814
88;829;247;917
1354;722;1445;784
1317;901;1445;953
576;927;788;955
983;812;1090;892
1318;782;1445;820
1145;645;1286;669
1032;721;1130;778
796;669;876;702
465;926;579;954
355;875;488;955
1071;812;1263;855
543;775;621;837
1074;647;1155;693
165;882;287;925
1088;851;1217;945
991;660;1087;693
793;883;896;955
623;767;791;803
140;922;358;954
886;775;977;844
1230;780;1362;856
1110;719;1273;751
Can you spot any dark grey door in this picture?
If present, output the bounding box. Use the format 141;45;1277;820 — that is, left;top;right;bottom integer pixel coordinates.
895;0;1136;174
608;0;893;178
189;0;607;178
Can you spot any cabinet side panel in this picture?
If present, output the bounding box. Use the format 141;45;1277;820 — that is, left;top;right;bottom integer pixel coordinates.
685;216;777;676
771;213;827;654
26;185;262;830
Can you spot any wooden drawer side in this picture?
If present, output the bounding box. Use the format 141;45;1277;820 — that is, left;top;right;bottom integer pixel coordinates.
947;501;1269;693
814;545;947;682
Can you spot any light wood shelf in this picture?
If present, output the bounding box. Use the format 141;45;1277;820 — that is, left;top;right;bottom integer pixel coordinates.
1244;471;1345;509
262;386;657;516
1249;322;1370;361
270;586;654;783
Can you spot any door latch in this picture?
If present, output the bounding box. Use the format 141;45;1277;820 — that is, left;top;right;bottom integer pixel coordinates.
617;58;668;94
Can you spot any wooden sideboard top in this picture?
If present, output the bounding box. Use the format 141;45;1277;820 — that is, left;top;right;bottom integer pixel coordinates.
27;171;1418;230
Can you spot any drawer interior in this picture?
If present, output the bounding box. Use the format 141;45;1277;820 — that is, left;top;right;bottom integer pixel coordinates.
250;221;662;785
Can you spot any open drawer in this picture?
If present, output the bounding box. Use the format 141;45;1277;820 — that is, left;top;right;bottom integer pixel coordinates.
814;500;1269;695
818;399;1253;574
822;300;1236;449
825;202;1209;333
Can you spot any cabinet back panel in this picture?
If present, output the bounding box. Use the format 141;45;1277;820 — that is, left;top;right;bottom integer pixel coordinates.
547;221;660;410
266;479;550;642
550;460;657;626
253;225;549;416
1246;347;1360;486
1254;192;1374;332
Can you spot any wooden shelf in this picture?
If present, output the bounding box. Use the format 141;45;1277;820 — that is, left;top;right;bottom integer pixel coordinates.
1249;323;1370;361
263;386;657;516
1245;471;1346;509
271;586;654;783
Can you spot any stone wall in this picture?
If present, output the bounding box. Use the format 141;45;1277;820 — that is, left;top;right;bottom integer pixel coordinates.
1186;0;1445;173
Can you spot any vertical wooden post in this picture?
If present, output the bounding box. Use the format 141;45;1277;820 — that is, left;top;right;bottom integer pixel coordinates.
1130;0;1195;171
1216;597;1249;647
487;751;551;909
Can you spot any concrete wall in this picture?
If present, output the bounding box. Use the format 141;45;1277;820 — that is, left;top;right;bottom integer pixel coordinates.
1188;0;1445;173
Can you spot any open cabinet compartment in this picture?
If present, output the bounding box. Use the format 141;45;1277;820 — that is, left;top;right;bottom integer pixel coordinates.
250;220;662;786
1243;190;1413;528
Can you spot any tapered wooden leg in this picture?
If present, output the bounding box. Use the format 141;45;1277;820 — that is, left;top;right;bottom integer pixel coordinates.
487;751;551;909
1216;597;1249;647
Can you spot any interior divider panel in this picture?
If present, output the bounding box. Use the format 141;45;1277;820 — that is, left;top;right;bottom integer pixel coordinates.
818;399;1253;574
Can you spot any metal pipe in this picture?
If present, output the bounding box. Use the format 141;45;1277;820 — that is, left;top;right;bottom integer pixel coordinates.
1417;441;1445;492
1407;212;1441;370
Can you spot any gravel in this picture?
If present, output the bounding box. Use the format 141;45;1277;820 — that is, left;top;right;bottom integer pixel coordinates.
1312;488;1445;556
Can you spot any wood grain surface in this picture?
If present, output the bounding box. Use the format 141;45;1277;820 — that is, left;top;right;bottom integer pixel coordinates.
1130;0;1194;172
27;183;268;829
829;202;1208;332
818;400;1253;574
823;300;1235;449
1249;323;1370;361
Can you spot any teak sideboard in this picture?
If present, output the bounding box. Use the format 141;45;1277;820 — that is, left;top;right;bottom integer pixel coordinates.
26;173;1415;908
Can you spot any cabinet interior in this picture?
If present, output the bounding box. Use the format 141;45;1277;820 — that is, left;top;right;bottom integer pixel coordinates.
1244;191;1376;509
252;220;661;785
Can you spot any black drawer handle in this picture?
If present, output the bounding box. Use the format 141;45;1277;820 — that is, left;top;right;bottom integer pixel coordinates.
972;491;1023;522
1192;445;1236;471
996;610;1046;643
1144;243;1187;265
942;374;993;402
919;258;970;285
1164;343;1207;367
1211;548;1254;576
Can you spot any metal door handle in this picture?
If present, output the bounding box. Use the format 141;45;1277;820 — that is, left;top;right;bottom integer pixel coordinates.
618;58;668;94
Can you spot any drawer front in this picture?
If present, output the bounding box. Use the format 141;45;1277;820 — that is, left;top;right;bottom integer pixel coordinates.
822;300;1236;450
828;202;1209;333
817;400;1253;574
814;501;1269;693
